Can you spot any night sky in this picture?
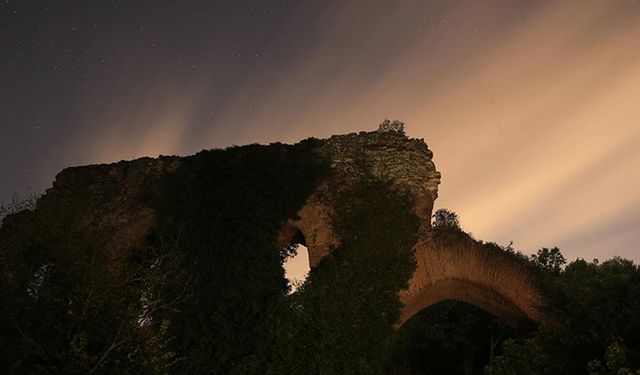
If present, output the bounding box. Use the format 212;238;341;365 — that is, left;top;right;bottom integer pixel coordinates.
2;0;639;261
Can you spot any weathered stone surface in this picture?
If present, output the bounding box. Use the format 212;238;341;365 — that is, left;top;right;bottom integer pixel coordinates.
42;156;180;260
279;131;442;266
5;128;545;327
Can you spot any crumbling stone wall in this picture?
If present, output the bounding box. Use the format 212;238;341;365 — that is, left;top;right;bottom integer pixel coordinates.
279;130;441;266
12;127;544;327
278;130;544;327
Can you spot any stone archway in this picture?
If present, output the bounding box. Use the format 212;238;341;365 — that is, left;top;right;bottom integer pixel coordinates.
275;193;340;268
398;240;544;327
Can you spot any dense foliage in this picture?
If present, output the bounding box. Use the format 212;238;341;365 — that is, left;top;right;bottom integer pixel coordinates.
152;140;331;374
388;212;640;374
0;140;422;374
390;242;640;374
2;143;640;374
485;255;640;375
0;140;331;374
0;166;168;374
237;178;419;374
393;301;514;374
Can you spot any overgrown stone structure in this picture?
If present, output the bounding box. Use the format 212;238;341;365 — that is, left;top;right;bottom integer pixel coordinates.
276;130;544;327
10;128;544;328
277;130;441;266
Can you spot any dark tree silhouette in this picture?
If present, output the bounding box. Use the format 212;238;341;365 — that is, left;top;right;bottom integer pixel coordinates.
432;208;461;230
530;247;566;274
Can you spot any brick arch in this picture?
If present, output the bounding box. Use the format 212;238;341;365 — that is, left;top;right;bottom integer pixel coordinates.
398;240;544;327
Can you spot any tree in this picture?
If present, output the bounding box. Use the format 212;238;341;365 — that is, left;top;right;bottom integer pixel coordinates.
432;208;461;230
588;339;640;375
0;193;38;222
483;337;554;375
530;247;566;274
486;256;640;374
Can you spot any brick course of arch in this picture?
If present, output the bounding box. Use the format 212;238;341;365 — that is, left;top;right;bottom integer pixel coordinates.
399;240;543;327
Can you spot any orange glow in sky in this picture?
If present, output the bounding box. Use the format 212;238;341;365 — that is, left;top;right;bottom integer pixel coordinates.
4;0;639;262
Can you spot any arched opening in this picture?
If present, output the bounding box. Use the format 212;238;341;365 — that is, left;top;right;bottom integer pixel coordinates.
287;227;306;248
399;240;544;329
391;240;543;373
280;226;310;294
399;278;533;328
393;300;517;375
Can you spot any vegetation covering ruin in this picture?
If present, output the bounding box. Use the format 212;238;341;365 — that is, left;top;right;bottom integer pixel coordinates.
1;137;639;374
